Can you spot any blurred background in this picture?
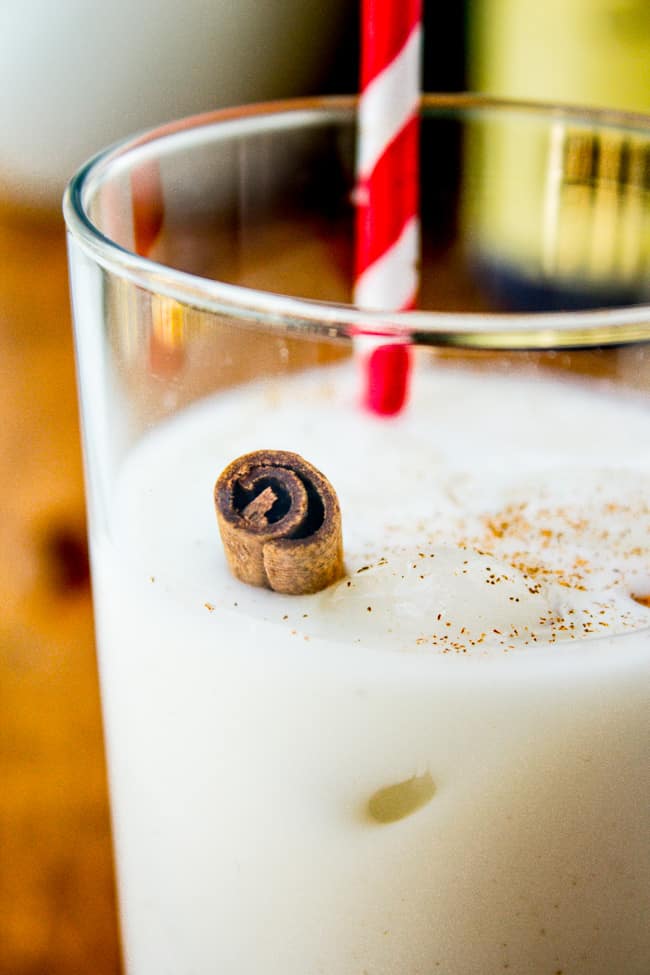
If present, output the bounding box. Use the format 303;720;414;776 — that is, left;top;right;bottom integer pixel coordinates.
1;2;648;972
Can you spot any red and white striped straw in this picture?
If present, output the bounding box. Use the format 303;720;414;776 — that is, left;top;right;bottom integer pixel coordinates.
354;0;423;416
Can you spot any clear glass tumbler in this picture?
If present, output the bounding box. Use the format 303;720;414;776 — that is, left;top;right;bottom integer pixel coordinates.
64;96;650;975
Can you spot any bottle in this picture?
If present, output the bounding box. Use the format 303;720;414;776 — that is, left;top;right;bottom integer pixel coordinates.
465;0;650;310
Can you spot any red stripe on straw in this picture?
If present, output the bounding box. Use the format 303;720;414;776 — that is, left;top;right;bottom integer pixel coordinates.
355;115;419;278
360;0;423;88
367;343;412;415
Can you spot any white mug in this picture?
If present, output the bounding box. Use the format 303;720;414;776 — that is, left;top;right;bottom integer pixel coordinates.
0;0;347;206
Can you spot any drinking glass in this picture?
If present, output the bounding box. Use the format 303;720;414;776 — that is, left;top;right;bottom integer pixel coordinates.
64;96;650;975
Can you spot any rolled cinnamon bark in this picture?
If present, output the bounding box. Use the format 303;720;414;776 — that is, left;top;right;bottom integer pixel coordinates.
214;450;344;595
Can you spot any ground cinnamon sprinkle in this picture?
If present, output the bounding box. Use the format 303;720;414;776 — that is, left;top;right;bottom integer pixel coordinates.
211;453;650;655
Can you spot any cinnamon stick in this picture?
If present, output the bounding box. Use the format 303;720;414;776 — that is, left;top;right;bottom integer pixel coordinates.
214;450;344;595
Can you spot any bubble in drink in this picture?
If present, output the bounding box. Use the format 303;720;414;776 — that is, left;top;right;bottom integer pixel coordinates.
367;772;436;824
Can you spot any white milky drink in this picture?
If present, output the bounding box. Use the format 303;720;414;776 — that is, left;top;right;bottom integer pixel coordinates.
91;361;650;975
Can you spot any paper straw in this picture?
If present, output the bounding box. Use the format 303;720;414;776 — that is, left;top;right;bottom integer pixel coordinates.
354;0;423;415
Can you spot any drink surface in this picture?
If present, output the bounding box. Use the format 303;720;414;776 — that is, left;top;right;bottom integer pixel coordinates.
93;360;650;974
113;360;650;654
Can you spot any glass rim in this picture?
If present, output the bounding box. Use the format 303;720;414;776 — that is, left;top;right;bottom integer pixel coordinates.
63;92;650;350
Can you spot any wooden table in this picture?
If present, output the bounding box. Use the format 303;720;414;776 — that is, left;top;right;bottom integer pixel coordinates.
0;203;121;974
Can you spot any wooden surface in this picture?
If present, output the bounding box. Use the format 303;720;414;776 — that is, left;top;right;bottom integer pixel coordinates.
0;203;121;975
